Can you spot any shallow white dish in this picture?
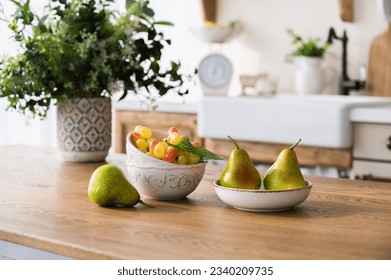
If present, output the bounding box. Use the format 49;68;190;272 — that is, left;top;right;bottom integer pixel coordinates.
213;180;312;212
190;24;243;44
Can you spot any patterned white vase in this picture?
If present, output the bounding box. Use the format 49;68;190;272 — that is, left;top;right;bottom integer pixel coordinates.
57;97;112;162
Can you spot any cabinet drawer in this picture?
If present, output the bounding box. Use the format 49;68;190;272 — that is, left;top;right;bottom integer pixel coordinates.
352;160;391;180
353;123;391;161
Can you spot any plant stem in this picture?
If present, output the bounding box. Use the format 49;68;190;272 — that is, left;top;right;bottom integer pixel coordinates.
290;139;302;150
227;135;239;149
139;200;154;208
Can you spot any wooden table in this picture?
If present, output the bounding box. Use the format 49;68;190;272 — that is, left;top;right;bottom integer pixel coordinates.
1;146;390;260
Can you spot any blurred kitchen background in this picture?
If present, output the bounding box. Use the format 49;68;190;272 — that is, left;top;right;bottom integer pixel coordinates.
1;0;391;180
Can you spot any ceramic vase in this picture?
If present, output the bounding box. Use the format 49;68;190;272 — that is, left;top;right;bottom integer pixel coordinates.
57;97;112;162
295;56;325;95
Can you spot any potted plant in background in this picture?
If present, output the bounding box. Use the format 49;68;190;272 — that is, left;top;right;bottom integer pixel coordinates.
0;0;192;162
286;29;332;95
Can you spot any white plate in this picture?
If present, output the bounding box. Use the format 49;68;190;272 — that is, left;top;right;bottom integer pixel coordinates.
213;180;312;212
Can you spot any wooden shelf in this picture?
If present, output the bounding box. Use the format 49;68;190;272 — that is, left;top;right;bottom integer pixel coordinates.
338;0;354;22
201;0;217;23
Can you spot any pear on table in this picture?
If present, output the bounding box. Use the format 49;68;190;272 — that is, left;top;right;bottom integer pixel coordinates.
88;164;150;207
219;136;261;189
263;139;305;190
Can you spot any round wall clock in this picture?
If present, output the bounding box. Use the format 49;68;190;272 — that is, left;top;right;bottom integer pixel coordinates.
198;53;233;96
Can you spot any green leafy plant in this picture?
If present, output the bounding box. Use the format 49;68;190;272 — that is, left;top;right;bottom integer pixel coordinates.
0;0;193;118
286;28;331;62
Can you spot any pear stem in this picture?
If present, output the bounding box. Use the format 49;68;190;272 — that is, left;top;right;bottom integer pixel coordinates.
227;135;240;149
290;139;302;150
138;200;155;208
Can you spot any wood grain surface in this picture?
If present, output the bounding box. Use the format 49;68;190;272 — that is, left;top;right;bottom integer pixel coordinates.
0;146;390;260
368;23;391;97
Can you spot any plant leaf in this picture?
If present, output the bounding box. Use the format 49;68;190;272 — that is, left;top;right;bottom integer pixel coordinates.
125;0;137;9
169;138;223;161
154;21;174;26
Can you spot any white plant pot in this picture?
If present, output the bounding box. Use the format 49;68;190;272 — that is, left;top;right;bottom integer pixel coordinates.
295;56;325;95
57;97;112;162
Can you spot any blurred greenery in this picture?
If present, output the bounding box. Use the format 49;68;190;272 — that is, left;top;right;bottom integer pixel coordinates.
0;0;193;119
286;29;331;62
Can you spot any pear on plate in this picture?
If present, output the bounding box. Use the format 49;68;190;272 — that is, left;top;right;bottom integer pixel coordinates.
219;136;261;189
88;164;149;207
263;139;305;190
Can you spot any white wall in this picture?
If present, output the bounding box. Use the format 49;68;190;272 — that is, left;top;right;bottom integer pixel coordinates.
2;0;387;101
150;0;389;98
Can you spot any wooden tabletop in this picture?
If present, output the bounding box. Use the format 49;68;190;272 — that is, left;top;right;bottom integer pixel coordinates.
1;146;390;260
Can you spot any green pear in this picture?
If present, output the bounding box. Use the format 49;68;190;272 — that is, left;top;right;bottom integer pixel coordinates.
219;136;261;189
263;139;305;190
88;164;148;207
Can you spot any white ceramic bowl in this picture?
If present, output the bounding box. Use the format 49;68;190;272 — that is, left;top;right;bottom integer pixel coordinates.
190;24;243;44
214;180;312;212
125;130;206;200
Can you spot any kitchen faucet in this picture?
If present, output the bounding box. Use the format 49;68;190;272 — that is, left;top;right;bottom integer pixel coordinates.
327;27;366;95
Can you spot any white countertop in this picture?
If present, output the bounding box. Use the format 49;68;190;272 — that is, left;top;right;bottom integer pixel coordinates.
350;105;391;124
198;94;391;148
114;94;391;120
114;99;198;114
114;94;391;147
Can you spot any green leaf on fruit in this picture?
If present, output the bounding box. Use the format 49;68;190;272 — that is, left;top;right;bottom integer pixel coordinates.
169;138;223;161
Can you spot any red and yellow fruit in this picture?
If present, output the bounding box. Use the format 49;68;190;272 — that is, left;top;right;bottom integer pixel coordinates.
130;125;201;164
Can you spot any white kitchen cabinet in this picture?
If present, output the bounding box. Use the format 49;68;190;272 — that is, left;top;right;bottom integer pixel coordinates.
352;123;391;181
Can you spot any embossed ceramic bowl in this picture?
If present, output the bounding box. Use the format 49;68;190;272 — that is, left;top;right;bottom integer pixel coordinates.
125;130;206;200
214;180;312;212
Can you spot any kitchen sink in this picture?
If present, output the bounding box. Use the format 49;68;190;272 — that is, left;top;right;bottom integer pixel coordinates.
198;94;391;148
